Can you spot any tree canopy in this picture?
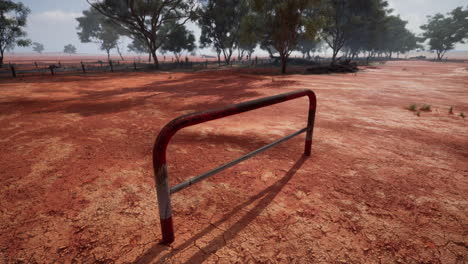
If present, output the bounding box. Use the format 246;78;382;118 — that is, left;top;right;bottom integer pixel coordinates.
0;0;31;67
161;23;196;62
64;44;77;55
420;6;468;60
32;42;44;54
245;0;321;73
198;0;249;64
76;8;123;60
319;0;390;64
87;0;197;68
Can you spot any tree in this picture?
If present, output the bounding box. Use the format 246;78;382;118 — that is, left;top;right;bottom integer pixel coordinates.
161;23;195;62
297;34;322;59
198;0;249;64
246;0;320;73
238;14;261;60
64;44;77;55
382;16;420;58
87;0;197;69
420;6;468;60
32;42;44;54
76;8;123;60
319;0;389;64
128;36;152;61
0;0;31;67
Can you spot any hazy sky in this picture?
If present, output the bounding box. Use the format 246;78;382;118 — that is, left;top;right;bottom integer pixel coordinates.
11;0;468;55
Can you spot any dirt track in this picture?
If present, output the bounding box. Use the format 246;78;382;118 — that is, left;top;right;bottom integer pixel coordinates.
1;61;467;263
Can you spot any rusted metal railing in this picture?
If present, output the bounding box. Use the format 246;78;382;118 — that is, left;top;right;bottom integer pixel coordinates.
153;89;317;244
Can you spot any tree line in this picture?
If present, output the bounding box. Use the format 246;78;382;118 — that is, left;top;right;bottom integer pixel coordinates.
1;0;467;72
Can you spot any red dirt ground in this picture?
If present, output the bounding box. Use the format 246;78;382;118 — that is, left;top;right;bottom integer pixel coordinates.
0;61;467;263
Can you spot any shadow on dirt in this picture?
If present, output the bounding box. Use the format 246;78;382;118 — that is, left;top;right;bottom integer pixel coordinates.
15;71;276;117
135;155;307;264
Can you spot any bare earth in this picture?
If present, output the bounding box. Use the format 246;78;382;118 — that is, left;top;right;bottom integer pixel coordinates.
0;61;467;263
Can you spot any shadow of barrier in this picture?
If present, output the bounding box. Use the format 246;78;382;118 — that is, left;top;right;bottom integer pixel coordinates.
137;155;308;264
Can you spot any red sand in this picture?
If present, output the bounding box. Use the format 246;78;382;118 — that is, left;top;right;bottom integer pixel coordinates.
0;61;467;263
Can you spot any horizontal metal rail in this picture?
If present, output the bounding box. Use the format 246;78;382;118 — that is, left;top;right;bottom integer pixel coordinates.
153;89;317;244
170;127;308;194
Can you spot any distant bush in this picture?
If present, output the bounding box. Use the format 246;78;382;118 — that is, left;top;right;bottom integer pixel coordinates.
408;104;417;111
420;105;431;112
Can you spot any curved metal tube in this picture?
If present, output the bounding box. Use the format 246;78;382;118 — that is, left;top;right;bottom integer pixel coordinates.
153;89;317;244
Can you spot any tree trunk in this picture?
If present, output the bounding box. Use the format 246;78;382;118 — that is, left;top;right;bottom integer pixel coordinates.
107;50;111;61
280;53;288;74
237;49;245;61
331;48;339;65
148;53;151;62
150;49;159;69
223;49;232;65
0;48;3;68
116;45;124;61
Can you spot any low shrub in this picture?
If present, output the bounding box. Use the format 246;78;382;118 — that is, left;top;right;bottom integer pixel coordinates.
420;105;431;112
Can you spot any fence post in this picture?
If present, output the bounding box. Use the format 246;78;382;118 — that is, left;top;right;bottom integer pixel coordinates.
10;65;16;78
81;61;86;74
49;65;55;76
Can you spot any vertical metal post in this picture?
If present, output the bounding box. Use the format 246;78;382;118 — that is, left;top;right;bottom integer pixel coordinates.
304;93;316;156
304;107;315;156
154;164;175;244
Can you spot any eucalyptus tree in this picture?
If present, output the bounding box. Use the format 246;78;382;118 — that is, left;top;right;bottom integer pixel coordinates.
64;44;77;55
128;36;152;61
32;42;44;54
0;0;31;67
76;8;123;60
319;0;389;64
420;6;468;60
161;23;195;62
246;0;321;73
238;14;261;60
297;34;322;59
198;0;249;64
87;0;197;69
380;15;419;58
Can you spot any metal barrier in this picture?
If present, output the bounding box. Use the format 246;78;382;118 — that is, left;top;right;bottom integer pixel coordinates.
152;89;317;244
